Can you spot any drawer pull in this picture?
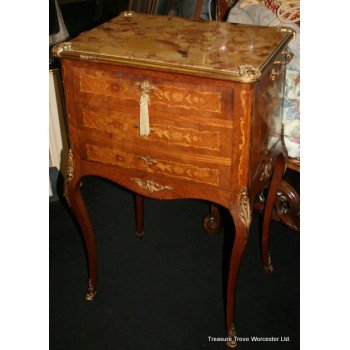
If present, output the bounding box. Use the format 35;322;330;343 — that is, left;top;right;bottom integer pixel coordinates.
136;155;158;166
270;69;280;81
274;50;293;65
131;178;173;192
135;80;156;137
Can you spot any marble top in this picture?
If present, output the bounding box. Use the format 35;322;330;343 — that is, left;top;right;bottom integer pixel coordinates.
54;13;294;82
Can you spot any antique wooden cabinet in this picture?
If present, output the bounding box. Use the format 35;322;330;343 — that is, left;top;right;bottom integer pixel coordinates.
53;12;294;348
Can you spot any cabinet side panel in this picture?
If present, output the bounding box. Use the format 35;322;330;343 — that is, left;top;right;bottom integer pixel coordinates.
249;62;286;198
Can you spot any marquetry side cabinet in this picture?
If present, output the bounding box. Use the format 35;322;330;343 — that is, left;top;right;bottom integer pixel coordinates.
53;12;294;348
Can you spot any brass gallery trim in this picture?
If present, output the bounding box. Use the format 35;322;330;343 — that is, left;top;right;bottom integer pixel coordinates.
85;278;97;301
131;178;173;192
64;149;74;206
238;186;251;230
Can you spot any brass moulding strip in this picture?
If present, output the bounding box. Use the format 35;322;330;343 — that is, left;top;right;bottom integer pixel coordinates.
52;48;245;82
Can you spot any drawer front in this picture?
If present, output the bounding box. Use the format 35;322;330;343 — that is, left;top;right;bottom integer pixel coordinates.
72;65;233;120
70;63;235;191
78;133;232;190
75;103;233;158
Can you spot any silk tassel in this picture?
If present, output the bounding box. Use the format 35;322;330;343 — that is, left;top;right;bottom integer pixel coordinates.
139;92;150;136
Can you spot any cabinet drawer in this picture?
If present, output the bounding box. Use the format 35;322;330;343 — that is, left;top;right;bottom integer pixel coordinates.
71;63;235;190
72;64;234;122
75;103;233;160
78;132;232;190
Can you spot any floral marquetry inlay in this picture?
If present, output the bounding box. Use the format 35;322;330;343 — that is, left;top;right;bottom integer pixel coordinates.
136;155;220;186
78;70;222;113
81;109;221;151
153;85;222;113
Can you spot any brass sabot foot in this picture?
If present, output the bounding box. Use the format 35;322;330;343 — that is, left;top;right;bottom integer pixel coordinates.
263;255;274;273
135;230;144;239
85;279;97;301
264;264;274;273
226;324;238;348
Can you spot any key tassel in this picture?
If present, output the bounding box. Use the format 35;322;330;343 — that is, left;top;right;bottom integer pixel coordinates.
137;80;155;137
139;92;150;136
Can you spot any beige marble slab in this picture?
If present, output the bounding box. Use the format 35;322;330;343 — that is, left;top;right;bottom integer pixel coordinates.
53;13;294;82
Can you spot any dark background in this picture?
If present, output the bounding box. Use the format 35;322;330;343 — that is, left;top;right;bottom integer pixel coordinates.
50;176;299;350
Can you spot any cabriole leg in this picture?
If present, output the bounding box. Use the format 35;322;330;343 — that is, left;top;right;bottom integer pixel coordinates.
65;170;98;302
262;153;286;273
226;208;249;348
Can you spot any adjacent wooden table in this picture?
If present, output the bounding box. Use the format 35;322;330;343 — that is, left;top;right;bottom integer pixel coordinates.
53;12;294;348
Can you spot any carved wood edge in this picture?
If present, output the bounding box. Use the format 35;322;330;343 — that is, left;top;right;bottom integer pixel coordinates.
254;179;300;232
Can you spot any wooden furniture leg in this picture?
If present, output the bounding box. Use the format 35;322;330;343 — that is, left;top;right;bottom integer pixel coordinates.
203;203;222;234
65;174;98;301
226;210;249;348
134;194;144;238
261;153;286;272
